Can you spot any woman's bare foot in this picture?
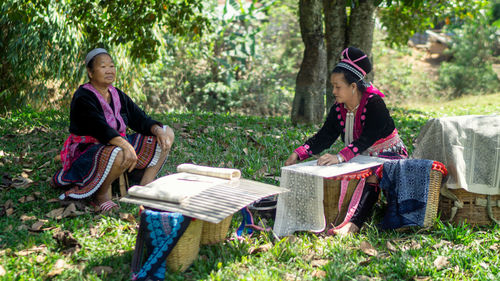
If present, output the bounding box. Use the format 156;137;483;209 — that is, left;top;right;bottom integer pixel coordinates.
330;222;360;236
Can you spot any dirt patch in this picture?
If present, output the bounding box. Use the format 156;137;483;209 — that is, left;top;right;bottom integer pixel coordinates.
404;48;446;78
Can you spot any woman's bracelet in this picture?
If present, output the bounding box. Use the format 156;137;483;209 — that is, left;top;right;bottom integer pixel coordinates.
336;154;344;163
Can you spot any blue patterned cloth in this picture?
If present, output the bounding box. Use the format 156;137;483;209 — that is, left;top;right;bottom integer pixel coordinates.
131;210;191;281
379;159;433;229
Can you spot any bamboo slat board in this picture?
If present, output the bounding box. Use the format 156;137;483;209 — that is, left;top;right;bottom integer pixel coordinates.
120;175;287;223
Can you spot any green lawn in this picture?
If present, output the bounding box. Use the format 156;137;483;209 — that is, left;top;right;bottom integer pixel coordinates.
0;97;499;280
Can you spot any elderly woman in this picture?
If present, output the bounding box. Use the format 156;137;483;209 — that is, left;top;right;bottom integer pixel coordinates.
52;48;174;212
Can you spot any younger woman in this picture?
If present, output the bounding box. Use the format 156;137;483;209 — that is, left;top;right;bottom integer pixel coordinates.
285;47;407;235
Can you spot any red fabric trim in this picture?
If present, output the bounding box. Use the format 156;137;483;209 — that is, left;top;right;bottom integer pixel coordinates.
431;161;448;176
326;168;372;181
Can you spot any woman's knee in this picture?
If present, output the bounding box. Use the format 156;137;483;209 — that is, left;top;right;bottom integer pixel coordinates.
111;150;127;172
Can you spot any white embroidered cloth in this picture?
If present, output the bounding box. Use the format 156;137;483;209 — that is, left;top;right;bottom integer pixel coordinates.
273;155;388;237
412;115;500;195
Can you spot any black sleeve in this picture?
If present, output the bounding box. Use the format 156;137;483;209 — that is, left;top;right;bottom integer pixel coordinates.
69;89;121;144
303;106;342;155
118;89;162;136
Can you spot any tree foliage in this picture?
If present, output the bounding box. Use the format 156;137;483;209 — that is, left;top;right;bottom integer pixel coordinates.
0;0;208;112
378;0;490;47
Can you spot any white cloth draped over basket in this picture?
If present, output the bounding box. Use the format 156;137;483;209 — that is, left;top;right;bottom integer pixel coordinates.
412;115;500;195
273;155;388;237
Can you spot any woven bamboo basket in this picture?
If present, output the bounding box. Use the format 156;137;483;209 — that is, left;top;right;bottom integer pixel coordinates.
439;188;500;226
323;178;360;227
200;215;233;245
422;169;442;227
166;218;202;272
323;168;443;228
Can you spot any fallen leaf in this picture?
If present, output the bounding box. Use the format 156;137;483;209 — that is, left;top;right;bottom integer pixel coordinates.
93;266;113;275
16;245;47;256
312;270;326;278
408;240;422;250
6;208;14;216
46;198;60;203
119;213;136;223
36;255;46;263
432;240;451;250
21;171;30;178
53;230;80;249
54;259;68;269
311;259;329;267
4;199;13;209
20;215;36;222
402;240;422;251
12;177;32;189
18;196;26;203
248;243;272;254
284;273;297;281
61;203;83;218
479;262;489;269
0;265;5;276
17;225;28;231
386;241;397;252
33;192;41;198
30;220;47;232
47;268;64;277
243;148;249;155
433;256;449;270
46;208;65;220
360;241;378;256
25;195;35;202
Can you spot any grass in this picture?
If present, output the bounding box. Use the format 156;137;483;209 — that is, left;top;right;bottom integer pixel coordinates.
1;97;499;281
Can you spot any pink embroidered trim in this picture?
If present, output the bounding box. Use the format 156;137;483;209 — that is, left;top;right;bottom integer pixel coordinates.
365;129;406;156
82;83;126;136
294;145;310;161
339;147;356;162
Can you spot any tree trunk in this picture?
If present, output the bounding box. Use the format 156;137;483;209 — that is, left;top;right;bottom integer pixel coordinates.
291;0;326;125
323;0;347;110
347;0;377;82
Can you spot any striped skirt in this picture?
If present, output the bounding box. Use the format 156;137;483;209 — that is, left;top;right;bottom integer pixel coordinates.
52;134;163;200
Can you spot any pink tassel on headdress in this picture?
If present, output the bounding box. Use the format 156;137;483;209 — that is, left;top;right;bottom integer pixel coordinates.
366;84;385;98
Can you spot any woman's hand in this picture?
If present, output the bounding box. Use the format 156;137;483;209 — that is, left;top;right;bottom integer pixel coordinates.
152;125;174;151
110;136;138;172
317;153;342;166
285;153;299;166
